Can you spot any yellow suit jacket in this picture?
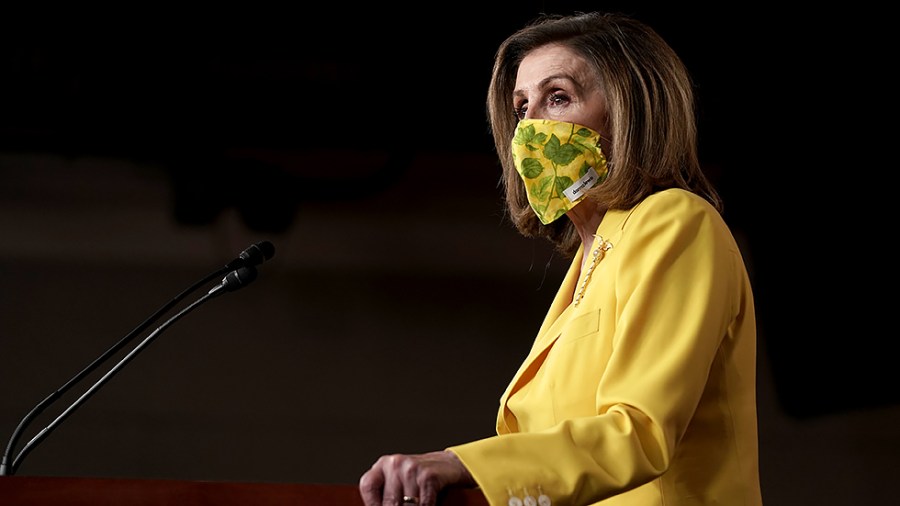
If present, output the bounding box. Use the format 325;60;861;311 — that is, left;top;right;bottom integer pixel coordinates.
448;189;762;505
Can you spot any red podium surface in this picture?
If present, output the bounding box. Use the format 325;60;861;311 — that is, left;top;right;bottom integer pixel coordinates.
0;475;490;505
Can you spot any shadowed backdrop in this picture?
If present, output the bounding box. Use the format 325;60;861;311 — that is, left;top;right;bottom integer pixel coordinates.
1;3;896;504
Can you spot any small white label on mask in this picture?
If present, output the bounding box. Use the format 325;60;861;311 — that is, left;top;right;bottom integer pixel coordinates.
563;167;600;203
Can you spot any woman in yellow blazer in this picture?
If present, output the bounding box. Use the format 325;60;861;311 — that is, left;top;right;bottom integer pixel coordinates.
360;11;762;506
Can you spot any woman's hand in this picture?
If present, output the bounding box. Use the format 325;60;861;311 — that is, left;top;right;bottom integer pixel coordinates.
359;450;476;506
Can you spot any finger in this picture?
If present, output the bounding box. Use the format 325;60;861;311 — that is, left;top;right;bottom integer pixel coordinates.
379;455;408;506
358;465;385;506
417;479;438;506
416;457;450;506
382;484;405;506
397;456;421;506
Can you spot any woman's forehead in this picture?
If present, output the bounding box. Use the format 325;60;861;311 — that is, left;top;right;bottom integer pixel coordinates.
514;45;595;92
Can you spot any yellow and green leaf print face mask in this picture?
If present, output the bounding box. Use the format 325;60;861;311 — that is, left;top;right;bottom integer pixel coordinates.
511;119;609;225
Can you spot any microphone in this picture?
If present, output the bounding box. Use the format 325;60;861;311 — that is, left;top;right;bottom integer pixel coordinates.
0;242;274;476
208;266;258;297
225;241;275;270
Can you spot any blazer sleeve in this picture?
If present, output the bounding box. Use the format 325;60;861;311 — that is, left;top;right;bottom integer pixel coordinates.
446;190;749;505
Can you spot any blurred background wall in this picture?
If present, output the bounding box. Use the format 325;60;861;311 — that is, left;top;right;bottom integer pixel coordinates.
1;3;896;504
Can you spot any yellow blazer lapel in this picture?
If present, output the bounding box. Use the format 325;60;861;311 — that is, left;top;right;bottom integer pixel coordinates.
496;252;581;433
496;208;632;434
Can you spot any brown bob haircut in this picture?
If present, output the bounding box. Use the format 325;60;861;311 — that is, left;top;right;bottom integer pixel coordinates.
487;11;722;256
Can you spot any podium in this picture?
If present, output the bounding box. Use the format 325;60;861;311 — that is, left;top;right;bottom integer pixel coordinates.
0;475;490;505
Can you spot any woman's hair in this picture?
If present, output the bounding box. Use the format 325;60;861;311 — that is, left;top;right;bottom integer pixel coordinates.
487;11;722;256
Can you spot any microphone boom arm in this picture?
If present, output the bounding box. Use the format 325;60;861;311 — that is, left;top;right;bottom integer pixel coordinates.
8;290;221;475
0;267;227;476
0;240;272;476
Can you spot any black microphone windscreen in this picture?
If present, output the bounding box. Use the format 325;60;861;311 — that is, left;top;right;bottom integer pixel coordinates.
255;241;275;262
232;241;276;269
221;266;258;292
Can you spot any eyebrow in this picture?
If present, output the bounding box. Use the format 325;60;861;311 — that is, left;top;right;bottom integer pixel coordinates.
513;74;577;98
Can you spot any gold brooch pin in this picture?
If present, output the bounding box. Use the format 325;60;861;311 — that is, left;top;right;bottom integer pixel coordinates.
574;234;612;307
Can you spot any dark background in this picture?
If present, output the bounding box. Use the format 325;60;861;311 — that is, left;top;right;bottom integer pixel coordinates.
1;3;896;504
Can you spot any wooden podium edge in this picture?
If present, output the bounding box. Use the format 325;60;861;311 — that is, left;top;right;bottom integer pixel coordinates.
0;475;489;505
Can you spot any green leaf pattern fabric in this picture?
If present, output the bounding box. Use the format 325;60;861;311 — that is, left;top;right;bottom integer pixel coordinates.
511;119;609;224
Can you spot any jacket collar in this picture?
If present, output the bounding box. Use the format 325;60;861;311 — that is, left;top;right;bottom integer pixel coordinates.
497;207;632;433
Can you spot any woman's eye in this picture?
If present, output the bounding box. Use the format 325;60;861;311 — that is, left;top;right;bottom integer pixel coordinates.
512;93;567;120
548;93;567;106
513;105;527;120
